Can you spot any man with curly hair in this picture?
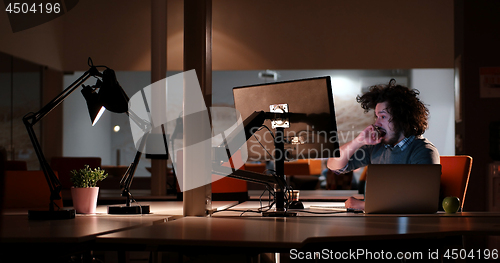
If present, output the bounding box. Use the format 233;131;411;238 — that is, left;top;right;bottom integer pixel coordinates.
327;79;439;210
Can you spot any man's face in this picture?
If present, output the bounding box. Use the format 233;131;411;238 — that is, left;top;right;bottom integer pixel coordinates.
374;102;403;146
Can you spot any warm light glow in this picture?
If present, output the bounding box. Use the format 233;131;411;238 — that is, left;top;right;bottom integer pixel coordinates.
113;125;121;132
92;107;106;126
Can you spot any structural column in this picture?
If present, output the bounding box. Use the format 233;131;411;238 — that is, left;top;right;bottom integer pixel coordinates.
150;0;168;196
183;0;212;216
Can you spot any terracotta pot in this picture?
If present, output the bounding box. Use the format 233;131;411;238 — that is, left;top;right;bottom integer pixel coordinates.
71;187;99;214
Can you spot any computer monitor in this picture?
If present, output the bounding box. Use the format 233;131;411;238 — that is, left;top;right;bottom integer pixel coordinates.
233;76;340;162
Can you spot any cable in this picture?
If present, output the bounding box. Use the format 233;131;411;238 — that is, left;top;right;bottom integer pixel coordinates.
284;184;294;209
257;202;275;213
271;171;288;203
259;185;276;212
87;57;109;70
129;193;145;215
252;125;275;161
259;187;267;209
293;209;346;215
212;209;263;215
212;186;276;216
258;125;275;139
211;207;273;216
253;133;274;160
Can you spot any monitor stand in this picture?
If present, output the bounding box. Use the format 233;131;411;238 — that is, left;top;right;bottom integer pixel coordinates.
261;127;297;217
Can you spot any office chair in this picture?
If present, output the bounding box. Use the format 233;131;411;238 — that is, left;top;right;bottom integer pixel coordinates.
3;170;64;209
212;150;248;202
440;155;473;211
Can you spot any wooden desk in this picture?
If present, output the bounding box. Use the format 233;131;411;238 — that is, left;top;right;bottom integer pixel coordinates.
96;214;500;256
2;200;237;217
96;202;500;257
98;201;500;262
99;200;237;216
4;200;500;261
0;214;169;261
0;214;169;244
0;201;237;261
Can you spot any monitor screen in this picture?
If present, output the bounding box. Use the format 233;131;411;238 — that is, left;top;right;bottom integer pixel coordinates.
233;76;340;162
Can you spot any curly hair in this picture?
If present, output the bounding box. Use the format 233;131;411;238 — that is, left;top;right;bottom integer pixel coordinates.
356;79;429;137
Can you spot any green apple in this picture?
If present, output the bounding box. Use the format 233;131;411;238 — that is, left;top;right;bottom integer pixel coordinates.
442;196;461;213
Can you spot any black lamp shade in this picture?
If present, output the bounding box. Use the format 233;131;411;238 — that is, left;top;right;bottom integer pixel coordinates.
81;84;104;126
81;68;129;126
99;68;129;113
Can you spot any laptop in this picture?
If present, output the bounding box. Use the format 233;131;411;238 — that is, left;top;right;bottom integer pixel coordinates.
310;164;441;214
364;164;442;214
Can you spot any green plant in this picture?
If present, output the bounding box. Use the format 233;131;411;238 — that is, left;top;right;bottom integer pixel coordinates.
70;165;108;188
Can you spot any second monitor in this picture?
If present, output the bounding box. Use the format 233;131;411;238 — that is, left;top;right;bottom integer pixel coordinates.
233;76;340;162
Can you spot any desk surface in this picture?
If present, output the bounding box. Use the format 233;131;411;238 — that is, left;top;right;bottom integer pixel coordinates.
3;200;500;257
0;201;237;244
97;214;500;252
0;214;169;244
2;200;237;216
96;201;500;252
214;201;495;217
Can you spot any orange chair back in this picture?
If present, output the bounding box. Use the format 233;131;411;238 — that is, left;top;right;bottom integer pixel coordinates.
212;150;248;194
4;171;64;209
284;159;323;175
211;175;248;194
307;159;323;175
440;155;472;211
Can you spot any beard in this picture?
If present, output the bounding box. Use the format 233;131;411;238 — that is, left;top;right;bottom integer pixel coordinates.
382;128;403;146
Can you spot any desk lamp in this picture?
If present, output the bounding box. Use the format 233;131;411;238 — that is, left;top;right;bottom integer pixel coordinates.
23;58;128;220
84;68;151;215
107;110;151;214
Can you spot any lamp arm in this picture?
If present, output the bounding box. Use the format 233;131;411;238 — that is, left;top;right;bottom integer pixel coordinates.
22;67;100;211
119;132;148;206
115;108;153;206
27;67;101;124
128;109;151;131
23;117;60;208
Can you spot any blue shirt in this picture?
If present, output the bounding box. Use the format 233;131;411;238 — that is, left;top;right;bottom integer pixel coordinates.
334;136;440;174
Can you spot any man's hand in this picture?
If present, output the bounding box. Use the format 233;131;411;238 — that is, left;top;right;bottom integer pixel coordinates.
355;125;383;146
345;196;365;210
327;125;382;171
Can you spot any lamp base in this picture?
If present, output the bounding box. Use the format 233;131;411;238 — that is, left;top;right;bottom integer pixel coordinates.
108;205;150;214
28;209;76;220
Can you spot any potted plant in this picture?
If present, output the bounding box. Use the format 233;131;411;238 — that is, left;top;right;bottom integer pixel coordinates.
70;165;108;214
